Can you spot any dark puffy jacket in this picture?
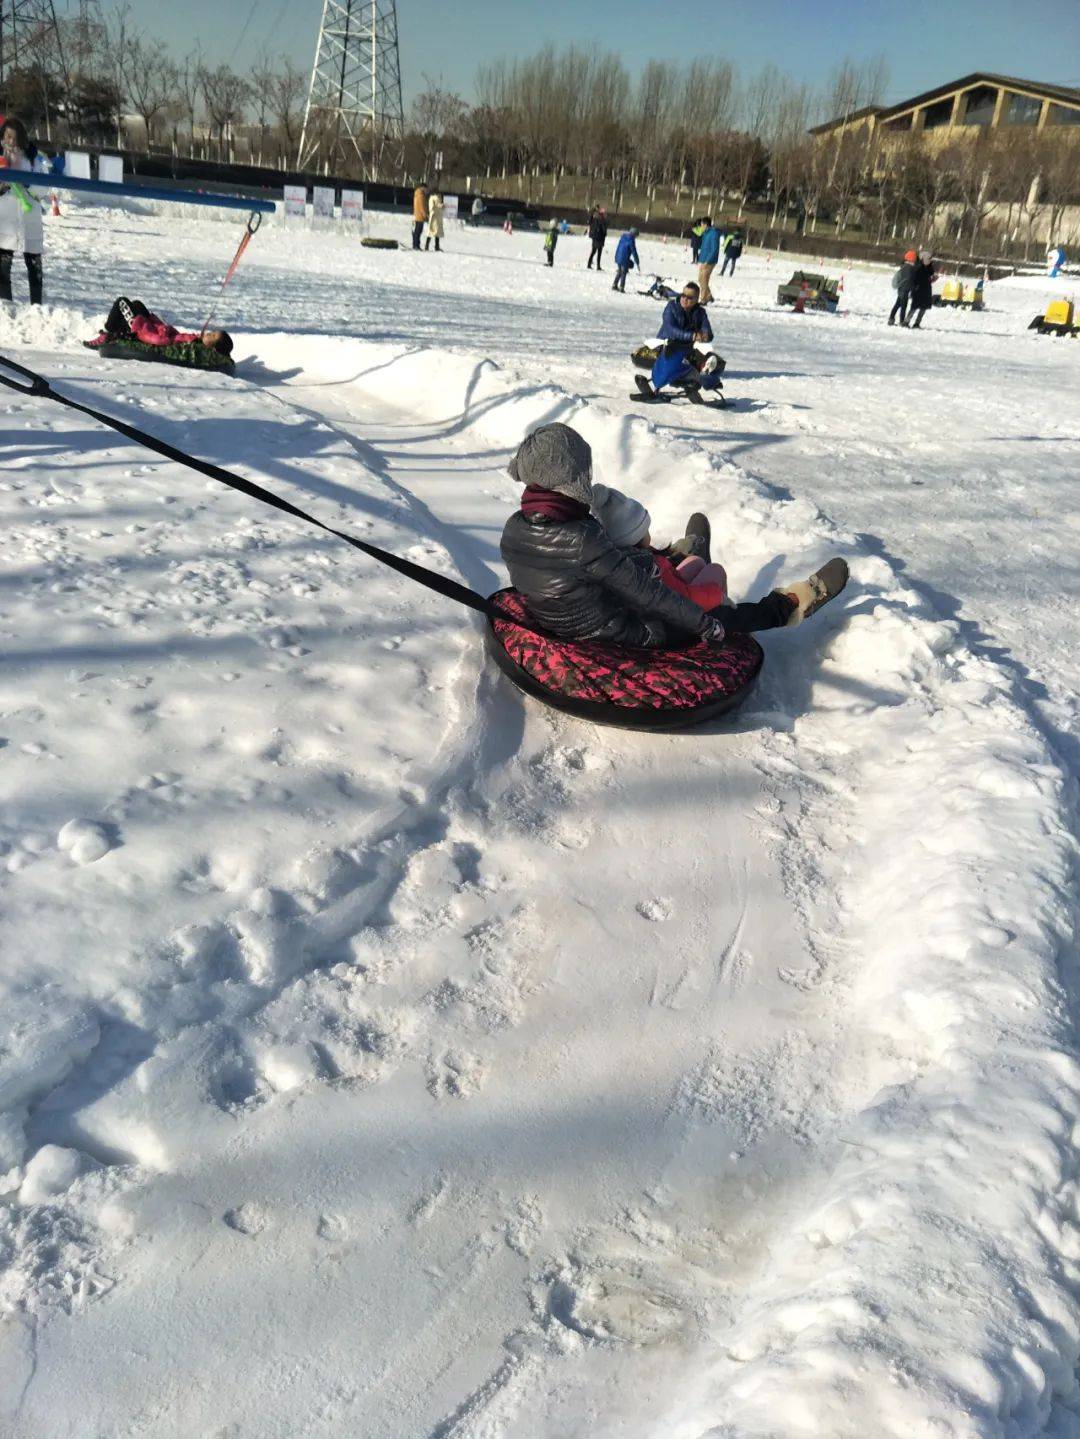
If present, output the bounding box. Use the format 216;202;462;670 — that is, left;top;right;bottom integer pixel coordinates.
588;214;608;243
892;260;914;295
658;297;713;345
500;510;712;647
724;235;743;257
909;259;935;309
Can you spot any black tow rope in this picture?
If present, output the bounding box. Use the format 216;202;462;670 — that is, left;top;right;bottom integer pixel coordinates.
0;354;493;623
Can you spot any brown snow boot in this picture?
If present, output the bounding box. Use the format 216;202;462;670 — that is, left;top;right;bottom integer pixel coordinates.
785;557;849;626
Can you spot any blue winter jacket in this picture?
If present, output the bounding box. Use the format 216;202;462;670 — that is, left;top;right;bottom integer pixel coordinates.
614;232;640;269
698;226;721;265
658;298;713;345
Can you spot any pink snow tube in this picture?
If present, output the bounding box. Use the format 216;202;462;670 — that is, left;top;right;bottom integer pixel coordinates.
486;587;763;730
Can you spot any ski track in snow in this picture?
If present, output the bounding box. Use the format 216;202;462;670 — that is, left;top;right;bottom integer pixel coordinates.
0;204;1077;1438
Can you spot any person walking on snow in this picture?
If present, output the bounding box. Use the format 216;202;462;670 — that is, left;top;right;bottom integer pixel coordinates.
696;218;721;303
689;218;707;263
908;249;937;330
544;220;559;266
425;192;445;251
888;249;916;326
412;184;428;250
612;228;640;292
0;115;47;305
587;207;608;269
720;231;743;277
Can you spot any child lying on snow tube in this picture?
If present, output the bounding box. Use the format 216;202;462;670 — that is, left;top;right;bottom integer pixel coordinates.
491;424;848;726
84;298;234;367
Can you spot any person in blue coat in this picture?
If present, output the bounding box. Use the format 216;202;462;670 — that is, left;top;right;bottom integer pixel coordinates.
612;228;641;292
696;218;721;302
634;281;723;399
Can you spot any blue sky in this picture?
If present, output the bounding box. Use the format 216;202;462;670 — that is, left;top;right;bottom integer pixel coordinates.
105;0;1080;109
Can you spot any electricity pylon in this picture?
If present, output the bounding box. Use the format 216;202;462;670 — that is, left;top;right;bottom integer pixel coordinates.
0;0;67;88
298;0;405;179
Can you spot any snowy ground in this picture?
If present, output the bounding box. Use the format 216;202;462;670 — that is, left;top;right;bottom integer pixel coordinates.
0;204;1078;1438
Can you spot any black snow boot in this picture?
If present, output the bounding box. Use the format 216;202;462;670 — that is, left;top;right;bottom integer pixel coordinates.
785;558;850;626
671;512;712;562
634;374;654;399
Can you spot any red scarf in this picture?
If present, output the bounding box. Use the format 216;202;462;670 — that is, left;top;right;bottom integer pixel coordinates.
520;486;590;522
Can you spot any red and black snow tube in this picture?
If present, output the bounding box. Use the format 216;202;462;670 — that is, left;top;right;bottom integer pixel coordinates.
486;588;763;730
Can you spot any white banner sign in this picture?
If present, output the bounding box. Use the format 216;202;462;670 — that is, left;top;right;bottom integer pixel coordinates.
283;183;306;218
98;154;123;184
341;189;365;222
312;186;334;220
65;151;91;180
443;194;459;221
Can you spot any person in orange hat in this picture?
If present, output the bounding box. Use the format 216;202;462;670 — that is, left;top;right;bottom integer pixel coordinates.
888;248;917;327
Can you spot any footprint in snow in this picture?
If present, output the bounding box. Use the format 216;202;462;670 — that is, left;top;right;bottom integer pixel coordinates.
223;1203;269;1237
426;1048;486;1100
57;818;117;865
637;898;672;922
317;1212;348;1242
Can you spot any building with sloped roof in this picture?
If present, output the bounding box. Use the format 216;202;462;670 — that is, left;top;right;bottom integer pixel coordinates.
812;73;1080;146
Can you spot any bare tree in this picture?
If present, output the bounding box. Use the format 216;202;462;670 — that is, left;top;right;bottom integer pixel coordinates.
200;64;249;163
122;35;177;149
269;59;307;164
176;50;203;155
410;75;468;180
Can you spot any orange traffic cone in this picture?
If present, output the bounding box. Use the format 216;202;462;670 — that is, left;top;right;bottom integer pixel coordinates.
50;191;61;217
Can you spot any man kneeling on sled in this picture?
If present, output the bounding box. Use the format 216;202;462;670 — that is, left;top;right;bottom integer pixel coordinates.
634;281;723;404
85;298;233;358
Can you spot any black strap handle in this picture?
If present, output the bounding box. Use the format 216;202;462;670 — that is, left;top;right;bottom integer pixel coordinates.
0;353;492;619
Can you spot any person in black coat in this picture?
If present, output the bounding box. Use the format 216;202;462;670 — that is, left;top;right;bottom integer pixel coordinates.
720;232;743;277
889;249;916;326
500;424;724;648
586;207;608;269
908;249;937;329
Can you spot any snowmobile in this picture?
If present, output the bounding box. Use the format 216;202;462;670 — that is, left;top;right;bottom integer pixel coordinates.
639;275;679;301
629;341;727;408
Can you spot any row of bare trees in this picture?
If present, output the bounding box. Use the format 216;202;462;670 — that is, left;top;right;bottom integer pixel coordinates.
3;17;1076;255
0;4;309;166
408;48;1078;256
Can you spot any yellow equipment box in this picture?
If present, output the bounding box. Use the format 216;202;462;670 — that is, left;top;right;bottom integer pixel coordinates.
1044;299;1074;327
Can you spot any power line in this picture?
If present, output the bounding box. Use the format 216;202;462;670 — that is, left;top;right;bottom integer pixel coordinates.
226;0;259;65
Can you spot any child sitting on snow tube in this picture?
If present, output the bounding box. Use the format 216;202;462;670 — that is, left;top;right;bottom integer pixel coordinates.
591;481;727;610
589;482;846;635
85;298;234;363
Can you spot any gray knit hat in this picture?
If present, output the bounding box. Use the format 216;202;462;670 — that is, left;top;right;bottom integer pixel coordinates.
508;423;593;504
591;482;650;547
